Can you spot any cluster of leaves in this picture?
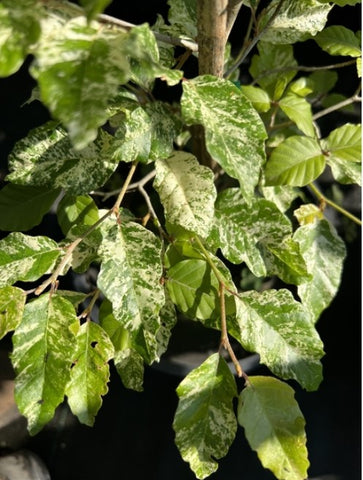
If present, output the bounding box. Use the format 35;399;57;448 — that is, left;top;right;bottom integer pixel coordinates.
0;0;361;479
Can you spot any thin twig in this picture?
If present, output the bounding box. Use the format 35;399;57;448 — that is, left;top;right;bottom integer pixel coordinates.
224;0;286;78
312;93;361;121
93;169;156;201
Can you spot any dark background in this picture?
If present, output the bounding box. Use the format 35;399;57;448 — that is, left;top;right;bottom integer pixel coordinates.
0;2;361;479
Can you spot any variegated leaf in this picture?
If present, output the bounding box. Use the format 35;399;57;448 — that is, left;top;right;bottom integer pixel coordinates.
294;219;346;321
7;122;118;194
0;233;61;288
238;376;309;480
66;320;114;426
181;75;267;200
173;354;237;479
233;289;324;391
12;294;77;435
154;151;216;238
0;286;26;339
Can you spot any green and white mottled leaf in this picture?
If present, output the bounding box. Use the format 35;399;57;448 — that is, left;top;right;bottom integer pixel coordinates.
173;353;237;479
258;0;332;44
264;136;325;186
154;152;216;238
294;203;324;225
167;0;197;39
31;17;132;149
0;286;26;339
181;75;267;200
66;320;114;426
279;93;315;137
12;294;77;435
315;25;361;57
250;43;298;100
233;289;324;390
57;194;99;236
209;188;293;278
64;223;102;273
97;218;165;363
0;233;61;288
79;0;112;21
156;291;178;357
261;185;302;212
240;85;271;112
294;219;346;321
7;122;118;194
238;376;309;480
0;184;61;232
0;0;41;77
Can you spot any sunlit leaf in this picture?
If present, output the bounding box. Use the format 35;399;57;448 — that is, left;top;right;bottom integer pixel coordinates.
279;93;315;137
66;320;114;426
154;151;216;238
233;289;324;390
315;25;361;57
12;294;77;435
174;353;237;479
264;136;325;186
0;286;26;339
322;123;361;162
181;75;267;200
0;184;61;232
238;376;309;480
240;85;271;112
0;233;61;288
294;219;346;321
57;194;99;236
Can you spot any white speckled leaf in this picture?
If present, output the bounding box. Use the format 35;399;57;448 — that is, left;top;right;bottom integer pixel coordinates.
7;122;118;194
264;136;325;186
173;353;237;479
315;25;361;57
233;289;324;391
97;218;165;364
0;184;61;232
0;0;41;76
258;0;332;44
322;124;362;184
294;219;346;322
12;294;77;435
154;151;216;238
0;233;61;288
181;75;267;200
57;194;99;236
279;93;315;137
238;376;309;480
66;320;114;426
250;43;297;100
209;188;293;278
261;185;302;212
0;286;26;340
65;223;102;273
167;0;197;39
30;17;132;149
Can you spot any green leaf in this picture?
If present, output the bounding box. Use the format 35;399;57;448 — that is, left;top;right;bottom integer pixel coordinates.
294;219;346;321
7;122;118;194
308;70;338;95
294;203;324;225
258;0;332;44
154;152;216;238
173;353;237;479
209;188;293;278
97;218;165;364
65;320;114;426
288;77;315;97
317;0;361;5
57;194;99;236
0;232;61;288
238;376;309;480
12;294;77;435
0;184;61;232
79;0;112;21
0;0;41;76
30;17;132;149
234;289;324;390
279;93;315;137
112;102;181;164
250;43;298;100
240;85;271;112
181;75;267;200
315;25;361;57
264;136;325;186
0;286;26;340
323;123;362;162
